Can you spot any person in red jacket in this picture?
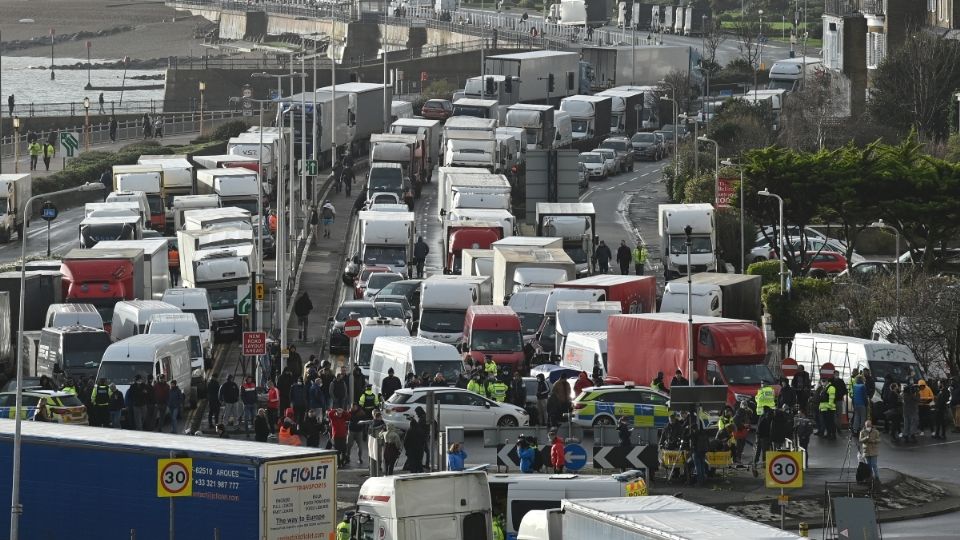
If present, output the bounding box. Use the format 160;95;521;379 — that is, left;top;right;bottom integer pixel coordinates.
266;380;280;434
574;372;592;396
327;407;352;466
550;435;566;474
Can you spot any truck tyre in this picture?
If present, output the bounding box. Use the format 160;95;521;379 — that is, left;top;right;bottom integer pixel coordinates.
497;416;519;427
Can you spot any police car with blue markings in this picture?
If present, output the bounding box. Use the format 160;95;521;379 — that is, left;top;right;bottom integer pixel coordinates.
571;383;671;428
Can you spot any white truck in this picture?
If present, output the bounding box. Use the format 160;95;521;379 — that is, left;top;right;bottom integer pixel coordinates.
554;300;621;360
609;85;662;129
192;153;259;171
441;172;512;220
452;98;500;123
195;167;260;216
492;236;563;250
492;246;576;306
443;116;499;172
560;330;608;377
484;50;580;104
595;88;646;135
112;164;164;230
0;173;32;242
658;203;717;281
559;94;613;144
183;207;252;232
177;229;252;339
660;273;763;323
505;104;556;151
461;248;494;278
446;208;516;239
767;57;822;92
417;275;491;344
549;0;587;26
436;167;496;221
78;215;142;248
352;472;492;540
389;118;443;173
582;46;693;89
227;132;281;182
463;75;521;107
84;201;144;228
315;82;391;153
92;239;170;301
137;155;193;231
171;194;220;231
367;335;461;392
518;495;804;539
358;210;416;277
536;203;597;277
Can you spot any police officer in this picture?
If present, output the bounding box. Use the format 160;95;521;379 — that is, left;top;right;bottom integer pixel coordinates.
818;378;838;440
488;376;509;403
633;242;648;275
467;375;486;397
90;378;111;427
358;383;380;416
650;371;665;393
755;380;776;417
28;140;42;171
336;512;352;540
62;379;78;396
484;355;498;378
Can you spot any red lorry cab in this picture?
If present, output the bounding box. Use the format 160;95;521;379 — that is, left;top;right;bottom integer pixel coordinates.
60;248;145;333
445;225;503;274
607;313;776;406
556;274;657;314
462;305;524;372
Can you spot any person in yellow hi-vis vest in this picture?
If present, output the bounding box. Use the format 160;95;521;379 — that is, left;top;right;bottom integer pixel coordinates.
336;512;352;540
28;140;42;171
633;242;648;276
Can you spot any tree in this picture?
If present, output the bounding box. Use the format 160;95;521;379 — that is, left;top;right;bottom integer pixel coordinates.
659;69;694;116
777;66;849;151
732;19;762;80
701;20;726;75
705;99;776;156
869;33;960;141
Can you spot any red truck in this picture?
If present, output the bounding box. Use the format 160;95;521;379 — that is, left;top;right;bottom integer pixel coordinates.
461;305;524;374
443;222;504;274
606;313;776;406
556;274;657;314
60;248;145;333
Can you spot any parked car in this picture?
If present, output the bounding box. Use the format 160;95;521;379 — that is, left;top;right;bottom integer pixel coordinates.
383;387;530;430
328;300;381;354
804;251;848;277
593;148;618;177
579;152;607;182
751;236;861;264
363;272;404;300
571;384;670;428
354;265;393;299
598;137;634;172
630;132;663;161
420;99;453;120
836;261;901;283
0;390;88;425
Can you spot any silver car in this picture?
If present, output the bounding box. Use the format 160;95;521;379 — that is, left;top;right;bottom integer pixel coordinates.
593;148;619;177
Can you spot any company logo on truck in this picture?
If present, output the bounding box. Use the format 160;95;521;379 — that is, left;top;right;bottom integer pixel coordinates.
272;463;330;485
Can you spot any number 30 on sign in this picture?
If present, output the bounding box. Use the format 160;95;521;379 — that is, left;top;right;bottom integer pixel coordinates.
765;451;803;489
157;458;193;497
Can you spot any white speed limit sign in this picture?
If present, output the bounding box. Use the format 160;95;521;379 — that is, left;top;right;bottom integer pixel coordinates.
765;451;803;489
157;458;193;497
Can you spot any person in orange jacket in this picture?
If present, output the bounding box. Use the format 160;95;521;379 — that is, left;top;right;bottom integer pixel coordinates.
550;435;566;474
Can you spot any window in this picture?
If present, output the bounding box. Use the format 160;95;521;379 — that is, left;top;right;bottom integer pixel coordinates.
460;392;490;407
643;392;669;405
462;512;488;540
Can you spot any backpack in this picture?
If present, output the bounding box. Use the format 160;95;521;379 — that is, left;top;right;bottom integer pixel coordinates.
321;206;334;219
856;461;873;483
833;378;847;401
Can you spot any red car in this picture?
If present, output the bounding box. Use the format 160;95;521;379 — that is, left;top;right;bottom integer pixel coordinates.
804;251;848;276
354;265;392;299
420;99;453;120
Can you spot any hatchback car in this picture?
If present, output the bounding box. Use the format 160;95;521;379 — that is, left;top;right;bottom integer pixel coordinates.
571;384;670;428
598;137;634;172
805;251;848;276
630;132;662;161
375;279;423;313
420;99;453;121
383;387;530;430
579;152;607;182
0;390;88;425
363;272;404;300
354;265;393;299
328;300;381;355
593;148;618;177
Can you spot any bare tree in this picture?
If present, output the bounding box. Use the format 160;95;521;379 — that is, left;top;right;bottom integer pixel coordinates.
702;20;727;72
733;20;762;71
661;69;693;115
777;66;849;151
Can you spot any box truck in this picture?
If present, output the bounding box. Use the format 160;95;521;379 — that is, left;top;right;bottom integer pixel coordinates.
492;247;576;306
554;300;621;361
658;203;717;280
196;168;260;216
112;164;165;230
0;173;32;242
536;203;596;277
595;88;645;135
463;75;521;107
92;239;170;301
60;248;144;331
559;95;613;145
359;210;416;277
315;82;391;153
556;274;657;314
505;104;556;151
462;305;524;372
660;273;762;323
171;194;220;231
389;118;443;172
484;51;580;104
418;275;491;345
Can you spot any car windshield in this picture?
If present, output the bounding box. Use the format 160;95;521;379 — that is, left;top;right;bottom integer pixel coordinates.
517;312;544;335
363;246;407;267
207;286;238;310
183;309;210;330
580;154;602;163
601;141;628;151
471;330;522;352
375;303;406;320
80;223;137;248
415;361;462;383
335;305;378;322
538;316;556;352
368;169;403;193
55;394;85;407
632;133;655;143
357;344;374;368
669;235;713;255
367;274;402;290
596;150;614;159
62;333;112;369
720;364;777;385
868;361;922;383
419;309;466;333
379;281;419;297
98;361;151;386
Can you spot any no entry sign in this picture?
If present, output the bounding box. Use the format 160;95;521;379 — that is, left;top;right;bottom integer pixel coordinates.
781;357;798;378
343;319;362;339
819;362;836;380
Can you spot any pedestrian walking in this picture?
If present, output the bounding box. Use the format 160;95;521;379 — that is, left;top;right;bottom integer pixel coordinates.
633;242;648;275
254;408;270;442
152;375;169;431
330;372;349;409
266;380;280;432
309;377;326;419
288;345;304;380
535;374;549;426
902;382;920;442
277;366;294;412
594;240;612;274
616;240;631;275
302;408;323;447
291;377;308;424
219;374;241;429
240;376;258;430
89;378;111;427
859;420;881;480
142;113;152;138
320;200;336;238
206;374;221;428
379;423;402;475
346;405;366;465
108;383;124;428
404;413;427;473
933;380;950;440
328;407;351;466
128;374;149;430
28;140;41;171
42;141;55;172
168;380;184;434
98;92;105;114
108;116;118;142
154;117;163;138
413;236;429;278
7;94;13;116
293;292;314;342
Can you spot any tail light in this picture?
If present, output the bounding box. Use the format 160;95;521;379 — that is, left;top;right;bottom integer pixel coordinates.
390;406;409;413
573;402;586;410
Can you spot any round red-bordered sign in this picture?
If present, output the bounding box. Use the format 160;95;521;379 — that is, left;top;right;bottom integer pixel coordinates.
781;357;798;378
344;319;363;339
767;453;801;486
160;461;190;494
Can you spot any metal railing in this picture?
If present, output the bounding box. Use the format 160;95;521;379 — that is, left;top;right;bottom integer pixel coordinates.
0;109;249;160
2;99;167;118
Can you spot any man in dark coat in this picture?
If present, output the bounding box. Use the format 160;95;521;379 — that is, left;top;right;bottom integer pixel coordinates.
616;240;632;275
594;240;612;274
381;368;402;402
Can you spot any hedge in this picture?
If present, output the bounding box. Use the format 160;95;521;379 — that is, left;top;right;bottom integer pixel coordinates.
761;277;834;337
747;259;781;285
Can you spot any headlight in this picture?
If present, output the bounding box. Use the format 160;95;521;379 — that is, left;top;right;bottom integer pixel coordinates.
734;393;751;402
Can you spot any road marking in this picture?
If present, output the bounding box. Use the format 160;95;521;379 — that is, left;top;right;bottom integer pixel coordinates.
640;172;650;177
579;188;595;201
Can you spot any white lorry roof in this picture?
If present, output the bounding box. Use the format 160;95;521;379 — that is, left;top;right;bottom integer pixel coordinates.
508;288;551;313
358;471;489;519
492;236;563;248
373;336;460;361
536;202;596;215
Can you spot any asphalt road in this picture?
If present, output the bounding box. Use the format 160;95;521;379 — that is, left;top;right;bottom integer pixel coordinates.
0;206;88;264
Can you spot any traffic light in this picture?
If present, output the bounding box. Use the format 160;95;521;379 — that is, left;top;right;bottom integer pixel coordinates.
485;76;495;96
547;74;555;93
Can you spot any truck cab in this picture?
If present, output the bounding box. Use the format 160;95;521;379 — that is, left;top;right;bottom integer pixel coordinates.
444;222;504;274
418;276;489;345
352;472;492;540
367;163;407;200
462;305;524;373
0;173;32;242
554;301;621;361
658;203;717;280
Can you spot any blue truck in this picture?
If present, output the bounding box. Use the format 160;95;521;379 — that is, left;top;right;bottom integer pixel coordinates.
0;421;338;539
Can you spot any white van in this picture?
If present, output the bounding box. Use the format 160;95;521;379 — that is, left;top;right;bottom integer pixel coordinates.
146;313;206;387
110;300;181;342
160;288;213;359
508;288;551;343
351;317;411;379
554;301;621;359
489;472;646;537
97;334;194;402
553;110;573;149
369;336;463;393
560;331;607;377
45;303;104;330
85;201;145;227
790;333;926;399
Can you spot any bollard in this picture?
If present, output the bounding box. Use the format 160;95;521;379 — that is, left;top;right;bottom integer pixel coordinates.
798;522;808;537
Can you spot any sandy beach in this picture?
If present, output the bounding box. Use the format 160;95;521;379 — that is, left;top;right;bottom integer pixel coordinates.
0;0;213;59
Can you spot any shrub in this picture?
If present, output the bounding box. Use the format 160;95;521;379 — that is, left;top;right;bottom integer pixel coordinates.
195;120;251;144
747;259;781;285
761;277;834;337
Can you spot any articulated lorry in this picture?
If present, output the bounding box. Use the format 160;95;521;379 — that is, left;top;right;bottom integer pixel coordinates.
0;173;32;242
660;272;762;323
452;98;500;123
442;116;499;172
559;95;613;147
492;246;576;306
315;82;391;154
581;46;693;88
370;133;428;191
536;202;596;277
282;90;355;163
484;51;580;104
0;422;338;539
595;88;645;135
60;248;145;331
463;75;521;106
505;104;556;151
137;155;193;231
658;203;717;280
178;230;252;340
359;210;416;277
92;239;170;302
388;118;443;174
196;167;260;216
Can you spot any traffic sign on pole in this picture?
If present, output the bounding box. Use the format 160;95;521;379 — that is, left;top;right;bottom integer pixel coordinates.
237;292;252;316
304;159;318;176
765;451;803;489
781;357;798;378
255;282;265;300
564;443;588;471
343;319;362;339
242;331;267;356
819;362;835;380
157;458;193;497
59;132;80;158
40;201;58;221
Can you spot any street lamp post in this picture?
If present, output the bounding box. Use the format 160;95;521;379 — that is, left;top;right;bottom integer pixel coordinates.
698;136;719;205
383;0;390;133
871;219;901;321
198;81;206;136
684;224;694;381
756;9;764;100
659;86;678;178
13;117;21;174
758;188;785;293
82;97;90;151
9;182;106;540
722;158;746;272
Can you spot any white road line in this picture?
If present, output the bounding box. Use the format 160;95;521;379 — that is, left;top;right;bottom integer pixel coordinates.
640;172;650;177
